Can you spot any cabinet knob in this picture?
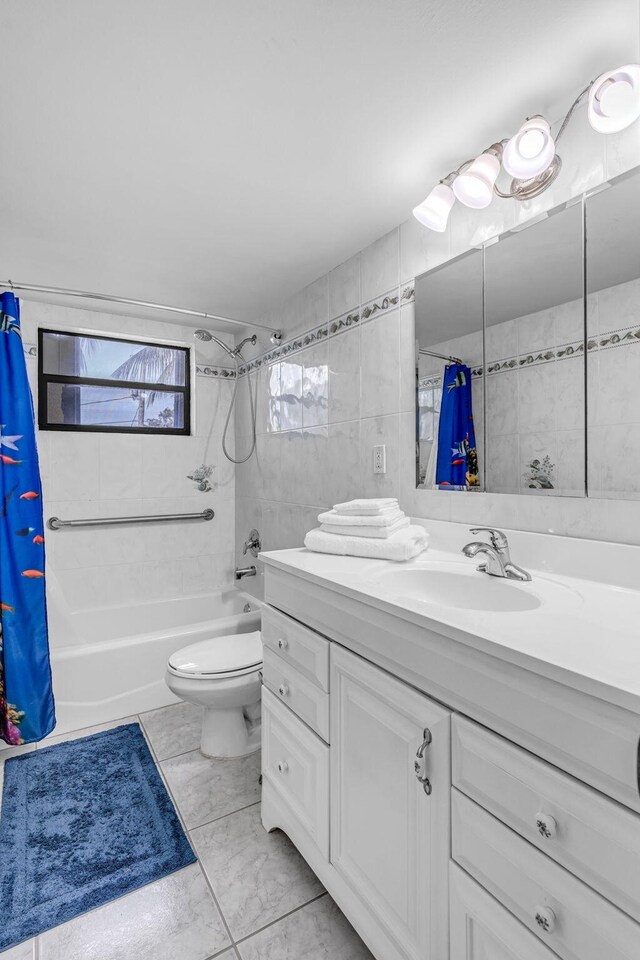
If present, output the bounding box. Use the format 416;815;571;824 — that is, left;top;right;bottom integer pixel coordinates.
278;683;289;697
534;906;556;934
278;638;288;650
535;812;557;839
277;760;289;774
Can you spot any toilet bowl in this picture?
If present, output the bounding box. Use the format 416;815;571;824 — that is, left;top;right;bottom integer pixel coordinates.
165;630;262;759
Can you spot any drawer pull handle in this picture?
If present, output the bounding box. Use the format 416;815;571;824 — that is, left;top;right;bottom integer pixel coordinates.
535;812;557;839
278;684;289;697
277;760;289;774
534;906;556;934
414;728;432;796
278;638;288;650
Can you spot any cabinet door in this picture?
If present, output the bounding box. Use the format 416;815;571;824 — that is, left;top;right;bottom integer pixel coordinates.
450;863;558;960
330;644;451;960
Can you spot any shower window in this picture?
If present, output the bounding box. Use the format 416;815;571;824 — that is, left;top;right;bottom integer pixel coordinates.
38;329;191;435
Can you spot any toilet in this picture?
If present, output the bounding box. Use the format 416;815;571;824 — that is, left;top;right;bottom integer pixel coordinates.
165;631;263;759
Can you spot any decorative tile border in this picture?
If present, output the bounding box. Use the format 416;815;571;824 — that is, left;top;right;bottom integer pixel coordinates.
196;364;236;379
329;309;360;336
590;323;640;350
235;283;416;378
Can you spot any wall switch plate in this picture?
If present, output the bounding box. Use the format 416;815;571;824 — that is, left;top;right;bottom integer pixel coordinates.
373;444;386;474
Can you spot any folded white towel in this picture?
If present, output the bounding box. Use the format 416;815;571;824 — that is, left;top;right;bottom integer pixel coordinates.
333;498;399;516
304;525;429;562
320;516;410;539
318;507;404;527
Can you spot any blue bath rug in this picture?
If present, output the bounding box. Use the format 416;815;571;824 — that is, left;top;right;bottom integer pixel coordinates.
0;723;196;950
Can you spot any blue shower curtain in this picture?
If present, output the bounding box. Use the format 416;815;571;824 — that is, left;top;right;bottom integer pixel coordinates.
435;363;479;489
0;292;55;744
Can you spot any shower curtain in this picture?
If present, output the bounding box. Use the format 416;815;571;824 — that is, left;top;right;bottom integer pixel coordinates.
0;292;55;744
435;363;479;489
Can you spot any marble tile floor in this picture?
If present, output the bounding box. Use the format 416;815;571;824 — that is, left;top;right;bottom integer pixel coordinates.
0;700;373;960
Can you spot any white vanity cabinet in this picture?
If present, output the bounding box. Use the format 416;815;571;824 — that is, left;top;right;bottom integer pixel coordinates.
261;603;451;960
331;645;450;960
260;550;640;960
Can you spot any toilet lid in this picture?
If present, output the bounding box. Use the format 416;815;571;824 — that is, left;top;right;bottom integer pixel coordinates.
168;631;262;677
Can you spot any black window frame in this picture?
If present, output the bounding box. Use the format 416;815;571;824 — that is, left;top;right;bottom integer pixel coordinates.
37;328;191;436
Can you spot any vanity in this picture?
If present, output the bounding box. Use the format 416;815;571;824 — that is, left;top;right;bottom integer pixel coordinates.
259;521;640;960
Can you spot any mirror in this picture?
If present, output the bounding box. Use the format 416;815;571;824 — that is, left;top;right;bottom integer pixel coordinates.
415;250;484;491
415;200;586;497
586;169;640;500
484;203;585;497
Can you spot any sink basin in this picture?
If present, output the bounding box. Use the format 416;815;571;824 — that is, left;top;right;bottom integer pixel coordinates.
371;563;543;612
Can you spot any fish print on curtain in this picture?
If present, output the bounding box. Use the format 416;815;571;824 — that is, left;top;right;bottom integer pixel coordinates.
435;363;479;489
0;292;55;744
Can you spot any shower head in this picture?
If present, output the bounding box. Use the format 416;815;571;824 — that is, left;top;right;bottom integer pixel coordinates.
193;327;238;360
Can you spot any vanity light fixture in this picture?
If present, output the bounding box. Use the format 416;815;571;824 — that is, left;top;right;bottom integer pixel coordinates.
502;116;556;179
452;145;502;209
588;64;640;132
413;63;640;231
412;178;456;231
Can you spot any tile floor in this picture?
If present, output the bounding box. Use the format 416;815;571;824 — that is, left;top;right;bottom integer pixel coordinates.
0;701;373;960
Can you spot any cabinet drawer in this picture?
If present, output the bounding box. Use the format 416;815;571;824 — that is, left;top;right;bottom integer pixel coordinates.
262;686;329;858
263;646;329;741
452;789;640;960
450;862;558;960
453;715;640;921
262;605;329;691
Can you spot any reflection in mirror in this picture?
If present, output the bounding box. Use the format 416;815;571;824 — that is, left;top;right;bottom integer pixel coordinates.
484;203;585;497
414;250;484;491
586;169;640;499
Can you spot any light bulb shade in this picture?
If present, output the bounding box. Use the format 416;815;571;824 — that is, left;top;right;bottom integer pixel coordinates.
452;152;500;209
502;117;555;179
412;182;455;231
588;64;640;133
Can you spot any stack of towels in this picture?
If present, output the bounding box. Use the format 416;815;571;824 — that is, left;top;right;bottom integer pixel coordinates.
304;498;429;562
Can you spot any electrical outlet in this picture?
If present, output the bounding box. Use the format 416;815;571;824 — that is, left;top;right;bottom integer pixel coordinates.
373;444;386;474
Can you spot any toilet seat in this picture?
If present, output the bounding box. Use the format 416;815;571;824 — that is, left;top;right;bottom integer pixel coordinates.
167;630;262;680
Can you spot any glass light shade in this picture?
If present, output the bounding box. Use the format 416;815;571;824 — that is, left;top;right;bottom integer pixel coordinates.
588;65;640;133
502;117;555;179
412;183;455;231
452;152;500;209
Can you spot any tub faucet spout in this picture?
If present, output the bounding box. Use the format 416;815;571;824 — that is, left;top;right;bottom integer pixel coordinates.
235;565;257;580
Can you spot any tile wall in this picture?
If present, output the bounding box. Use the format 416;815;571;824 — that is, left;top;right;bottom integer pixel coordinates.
19;301;236;644
235;100;640;564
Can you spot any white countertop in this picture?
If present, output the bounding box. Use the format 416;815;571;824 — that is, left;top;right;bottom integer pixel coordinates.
260;539;640;715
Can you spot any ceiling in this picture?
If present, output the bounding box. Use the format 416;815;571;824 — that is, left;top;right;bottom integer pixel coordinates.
0;0;638;333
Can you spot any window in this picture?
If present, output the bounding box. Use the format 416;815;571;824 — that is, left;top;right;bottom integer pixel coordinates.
38;329;190;435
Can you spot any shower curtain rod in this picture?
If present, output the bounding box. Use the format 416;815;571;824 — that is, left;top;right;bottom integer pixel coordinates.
419;348;463;364
0;280;280;337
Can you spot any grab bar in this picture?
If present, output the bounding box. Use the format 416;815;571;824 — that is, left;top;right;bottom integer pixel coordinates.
47;508;214;530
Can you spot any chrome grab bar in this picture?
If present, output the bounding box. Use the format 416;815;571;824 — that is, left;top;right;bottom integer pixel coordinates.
47;508;214;530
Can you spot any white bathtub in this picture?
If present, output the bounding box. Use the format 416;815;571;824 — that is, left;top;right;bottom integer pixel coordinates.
49;590;262;736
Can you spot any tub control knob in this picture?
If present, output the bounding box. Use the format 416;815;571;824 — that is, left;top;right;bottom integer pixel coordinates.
535;812;557;839
278;638;288;650
277;760;289;774
534;906;556;933
278;684;289;697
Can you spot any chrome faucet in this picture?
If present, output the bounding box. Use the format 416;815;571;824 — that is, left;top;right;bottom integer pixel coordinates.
243;528;262;558
462;527;532;582
235;565;257;580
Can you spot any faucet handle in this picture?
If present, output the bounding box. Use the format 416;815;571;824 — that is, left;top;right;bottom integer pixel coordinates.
469;527;509;552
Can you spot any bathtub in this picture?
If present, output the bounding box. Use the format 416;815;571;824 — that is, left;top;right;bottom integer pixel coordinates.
49;590;262;736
